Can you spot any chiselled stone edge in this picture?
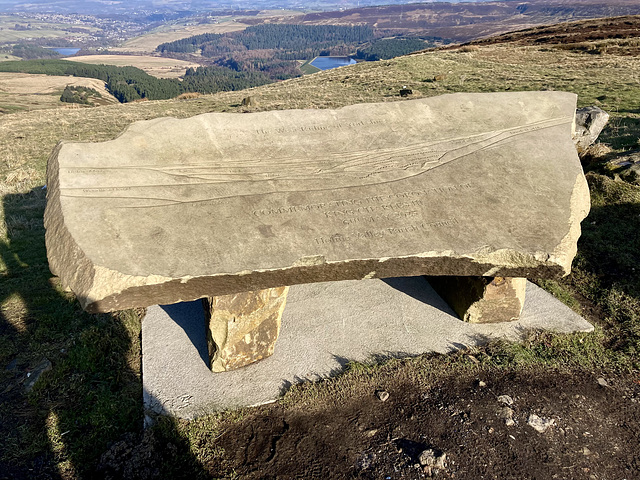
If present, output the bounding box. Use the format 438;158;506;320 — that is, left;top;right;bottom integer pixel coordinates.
66;246;573;313
44;142;95;296
550;172;591;273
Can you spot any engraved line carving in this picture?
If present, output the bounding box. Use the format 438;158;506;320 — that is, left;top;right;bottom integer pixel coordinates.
60;116;570;208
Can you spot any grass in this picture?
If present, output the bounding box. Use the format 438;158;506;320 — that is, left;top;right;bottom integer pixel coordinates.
299;58;321;74
0;72;118;112
0;34;639;476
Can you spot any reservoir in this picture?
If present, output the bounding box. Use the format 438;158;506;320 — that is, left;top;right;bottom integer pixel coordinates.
50;47;81;56
310;56;356;71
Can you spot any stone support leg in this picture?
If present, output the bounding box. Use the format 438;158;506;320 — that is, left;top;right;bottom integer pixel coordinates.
203;286;289;372
425;276;526;323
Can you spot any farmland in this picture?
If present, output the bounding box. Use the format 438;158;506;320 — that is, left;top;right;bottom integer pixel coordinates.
111;20;250;53
64;55;201;79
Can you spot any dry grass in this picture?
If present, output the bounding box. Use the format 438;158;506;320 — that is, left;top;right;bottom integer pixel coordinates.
112;21;249;53
1;41;639;191
0;72;118;113
64;55;202;79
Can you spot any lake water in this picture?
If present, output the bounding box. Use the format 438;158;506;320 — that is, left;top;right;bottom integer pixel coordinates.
310;56;356;71
50;48;81;56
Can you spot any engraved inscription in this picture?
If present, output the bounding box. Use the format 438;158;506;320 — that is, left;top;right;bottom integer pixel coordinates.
314;218;459;245
255;119;384;135
253;184;473;217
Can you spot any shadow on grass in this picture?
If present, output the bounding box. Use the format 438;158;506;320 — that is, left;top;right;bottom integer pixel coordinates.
572;174;640;357
0;187;208;478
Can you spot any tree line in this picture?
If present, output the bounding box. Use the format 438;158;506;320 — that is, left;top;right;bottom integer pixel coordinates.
158;24;374;58
355;38;433;61
0;60;272;103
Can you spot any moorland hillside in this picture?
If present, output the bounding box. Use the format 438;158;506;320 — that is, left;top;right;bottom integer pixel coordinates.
1;15;639;479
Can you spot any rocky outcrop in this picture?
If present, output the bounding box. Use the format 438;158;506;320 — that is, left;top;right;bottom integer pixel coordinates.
573;105;610;152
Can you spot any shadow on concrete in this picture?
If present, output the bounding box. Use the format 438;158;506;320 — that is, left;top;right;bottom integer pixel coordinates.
160;301;210;367
381;276;456;316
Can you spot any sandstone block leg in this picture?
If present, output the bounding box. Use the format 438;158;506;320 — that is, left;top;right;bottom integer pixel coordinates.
204;286;289;372
426;276;526;323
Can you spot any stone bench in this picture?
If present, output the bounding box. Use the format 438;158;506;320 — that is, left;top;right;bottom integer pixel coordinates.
44;91;590;372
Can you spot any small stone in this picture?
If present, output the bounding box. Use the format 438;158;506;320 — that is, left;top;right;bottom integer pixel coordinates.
365;429;378;438
478;380;487;387
583;446;592;456
488;427;495;433
498;406;515;425
497;395;514;406
527;413;555;433
23;358;52;392
596;377;609;387
356;452;376;470
418;449;436;466
376;390;390;402
241;96;257;107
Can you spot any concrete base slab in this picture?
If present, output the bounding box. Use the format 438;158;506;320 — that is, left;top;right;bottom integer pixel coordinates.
142;278;593;419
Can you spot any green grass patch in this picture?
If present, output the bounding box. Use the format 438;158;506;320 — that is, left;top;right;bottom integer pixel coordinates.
300;58;321;74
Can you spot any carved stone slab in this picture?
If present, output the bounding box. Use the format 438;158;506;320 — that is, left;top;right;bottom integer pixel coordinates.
44;92;590;313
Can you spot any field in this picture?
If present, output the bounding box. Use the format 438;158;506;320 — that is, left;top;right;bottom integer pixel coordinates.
63;54;201;78
0;15;97;43
112;20;249;53
0;72;117;113
0;15;639;479
0;54;20;62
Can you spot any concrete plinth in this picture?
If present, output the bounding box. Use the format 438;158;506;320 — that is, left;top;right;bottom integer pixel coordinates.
142;277;593;420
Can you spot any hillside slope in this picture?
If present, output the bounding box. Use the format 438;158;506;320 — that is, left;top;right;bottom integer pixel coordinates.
252;0;640;42
1;16;639;479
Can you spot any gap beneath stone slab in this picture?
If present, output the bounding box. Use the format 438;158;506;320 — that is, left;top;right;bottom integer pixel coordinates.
142;277;593;421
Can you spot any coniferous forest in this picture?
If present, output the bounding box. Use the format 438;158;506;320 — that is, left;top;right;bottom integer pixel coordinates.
158;24;376;80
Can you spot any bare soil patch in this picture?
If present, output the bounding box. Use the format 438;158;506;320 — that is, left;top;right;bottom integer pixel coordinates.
97;366;640;479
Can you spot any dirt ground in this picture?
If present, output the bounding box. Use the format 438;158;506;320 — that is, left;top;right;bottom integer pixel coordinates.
96;366;640;480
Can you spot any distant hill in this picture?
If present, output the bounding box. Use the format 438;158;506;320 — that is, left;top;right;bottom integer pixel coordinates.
250;0;640;43
460;14;640;53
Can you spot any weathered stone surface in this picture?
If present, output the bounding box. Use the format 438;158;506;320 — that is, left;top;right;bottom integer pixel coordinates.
573;105;610;151
205;286;288;372
607;149;640;185
426;276;526;323
44;91;590;313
